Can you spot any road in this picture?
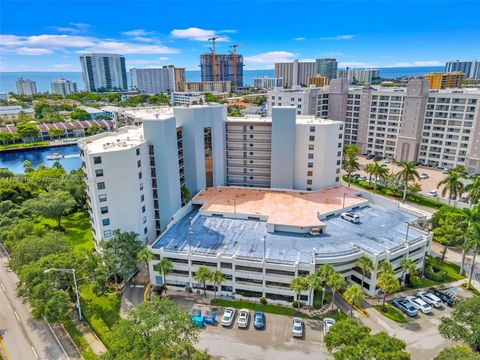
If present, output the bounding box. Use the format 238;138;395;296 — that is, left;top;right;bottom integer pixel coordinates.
0;246;81;360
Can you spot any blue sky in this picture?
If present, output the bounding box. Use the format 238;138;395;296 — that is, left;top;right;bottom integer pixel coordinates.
1;0;479;72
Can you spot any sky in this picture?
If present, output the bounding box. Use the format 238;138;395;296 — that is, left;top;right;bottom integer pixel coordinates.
0;0;479;72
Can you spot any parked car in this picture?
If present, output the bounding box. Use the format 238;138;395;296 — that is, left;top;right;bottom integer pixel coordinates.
406;296;432;314
392;298;418;317
430;289;459;307
419;173;429;179
352;174;361;179
221;307;236;327
359;176;368;181
384;158;392;164
366;154;375;160
374;154;383;161
292;317;304;338
253;311;265;330
442;168;449;174
417;290;443;308
428;189;438;197
237;309;250;328
323;318;336;336
341;212;360;224
459;197;467;203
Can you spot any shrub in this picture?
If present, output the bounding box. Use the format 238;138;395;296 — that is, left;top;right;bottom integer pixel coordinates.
425;266;447;282
292;300;299;309
259;297;267;305
409;275;423;288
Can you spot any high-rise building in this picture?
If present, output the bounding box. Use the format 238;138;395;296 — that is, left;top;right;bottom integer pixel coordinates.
130;67;176;94
316;58;338;80
308;74;329;87
338;69;380;85
424;72;464;89
79;53;128;92
274;60;316;88
445;60;480;79
185;81;231;93
267;79;480;174
172;66;186;92
51;78;78;96
253;77;283;89
200;53;244;88
16;78;37;96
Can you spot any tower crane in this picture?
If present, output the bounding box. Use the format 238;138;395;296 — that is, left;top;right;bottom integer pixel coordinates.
208;36;224;82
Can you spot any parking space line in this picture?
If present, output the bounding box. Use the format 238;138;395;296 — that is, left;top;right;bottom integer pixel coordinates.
31;346;38;359
14;311;20;322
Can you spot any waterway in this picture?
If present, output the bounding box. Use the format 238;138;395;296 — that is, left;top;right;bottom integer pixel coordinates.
0;144;81;173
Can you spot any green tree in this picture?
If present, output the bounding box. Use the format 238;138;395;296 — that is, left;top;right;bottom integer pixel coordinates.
465;222;480;288
465;176;480;207
101;230;145;283
209;270;225;302
439;295;480;351
48;128;64;139
204;92;216;103
371;161;389;192
397;161;420;203
194;266;212;298
324;318;370;352
137;248;155;285
459;206;480;275
438;170;464;205
16;122;40;142
433;211;465;260
24;190;76;227
435;346;480;360
343;284;363;317
400;258;416;286
317;264;335;307
86;125;104;136
377;272;400;312
305;272;322;307
0;132;15;145
356;256;374;291
377;260;394;274
290;276;307;310
152;258;172;291
31;288;70;322
23;160;34;173
342;145;360;187
364;162;375;183
327;272;346;311
70;108;91;121
407;182;422;196
102;297;208;360
181;184;192;205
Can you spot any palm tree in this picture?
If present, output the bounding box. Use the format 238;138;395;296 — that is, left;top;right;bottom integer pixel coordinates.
400;258;416;286
137;248;155;284
343;285;363;317
342;147;360;187
438;170;464;206
364;162;376;183
356;256;374;291
23;160;33;173
209;270;225;303
194;266;212;298
290;276;307;310
371;161;389;192
327;273;346;311
377;272;400;312
465;176;480;208
377;260;394;275
397;161;420;203
153;258;172;291
466;222;480;288
317;264;335;307
305;272;322;307
459;206;479;275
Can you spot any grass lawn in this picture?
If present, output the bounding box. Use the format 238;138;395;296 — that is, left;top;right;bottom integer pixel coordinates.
62;318;98;360
0;141;49;151
429;257;465;282
374;304;407;324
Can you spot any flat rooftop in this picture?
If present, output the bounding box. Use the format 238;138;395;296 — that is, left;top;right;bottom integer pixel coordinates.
80;127;144;154
192;186;365;228
151;205;425;263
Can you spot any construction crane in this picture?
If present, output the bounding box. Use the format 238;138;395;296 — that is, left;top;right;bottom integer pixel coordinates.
208;36;224;82
229;44;240;89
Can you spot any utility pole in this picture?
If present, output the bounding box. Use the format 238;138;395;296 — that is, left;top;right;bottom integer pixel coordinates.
208;36;224;82
230;44;239;89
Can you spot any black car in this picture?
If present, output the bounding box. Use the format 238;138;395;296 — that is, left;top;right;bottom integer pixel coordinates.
366;154;375;160
431;289;459;307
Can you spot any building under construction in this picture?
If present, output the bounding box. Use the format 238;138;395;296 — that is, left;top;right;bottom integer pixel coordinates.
200;53;244;88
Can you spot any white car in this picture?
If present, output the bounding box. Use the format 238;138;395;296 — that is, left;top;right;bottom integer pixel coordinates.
417;291;443;308
419;173;429;179
427;190;438;197
221;307;236;327
341;212;360;224
237;309;250;328
384;158;392;164
292;317;304;338
406;296;432;314
323;317;336;336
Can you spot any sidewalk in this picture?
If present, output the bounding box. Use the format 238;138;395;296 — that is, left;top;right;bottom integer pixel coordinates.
72;316;108;356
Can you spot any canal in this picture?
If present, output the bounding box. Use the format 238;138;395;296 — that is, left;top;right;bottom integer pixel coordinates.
0;144;81;173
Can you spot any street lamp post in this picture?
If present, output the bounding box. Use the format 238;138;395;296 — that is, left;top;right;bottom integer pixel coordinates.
44;268;82;320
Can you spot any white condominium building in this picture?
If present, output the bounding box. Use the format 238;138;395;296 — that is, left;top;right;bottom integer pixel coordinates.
253;77;284;90
170;92;206;106
51;78;78;96
268;79;480;174
275;60;316;88
338;69;380;84
80;53;128;91
130;66;183;94
16;78;37;96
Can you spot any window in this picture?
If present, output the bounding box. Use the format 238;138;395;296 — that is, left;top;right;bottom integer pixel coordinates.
307;170;313;176
103;230;112;238
338;143;342;148
99;194;107;202
100;206;108;214
93;156;102;164
308;153;314;160
142;205;146;213
95;169;103;177
143;216;147;224
138;172;142;179
307;162;313;168
102;218;110;226
137;160;141;168
144;227;148;234
136;148;140;156
309;135;315;141
309;144;314;151
141;194;145;202
97;182;105;190
307;179;312;185
140;183;144;191
310;127;315;132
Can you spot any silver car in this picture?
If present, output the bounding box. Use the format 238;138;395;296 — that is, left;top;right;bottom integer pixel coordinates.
221;307;236;327
417;291;443;308
292;317;304;338
323;317;336;336
237;309;250;328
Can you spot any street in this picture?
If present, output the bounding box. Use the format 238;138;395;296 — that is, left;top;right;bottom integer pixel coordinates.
0;246;81;360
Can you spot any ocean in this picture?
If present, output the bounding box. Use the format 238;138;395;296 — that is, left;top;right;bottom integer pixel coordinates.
0;66;443;93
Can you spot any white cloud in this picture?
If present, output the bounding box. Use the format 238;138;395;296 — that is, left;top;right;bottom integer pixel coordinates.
338;61;377;68
15;47;53;55
52;23;90;34
81;41;178;54
26;35;96;47
122;29;154;37
170;27;230;41
53;63;75;69
132;37;155;43
244;51;297;69
383;60;443;68
293;37;305;41
322;34;355;40
0;35;23;46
